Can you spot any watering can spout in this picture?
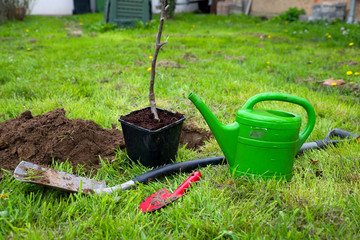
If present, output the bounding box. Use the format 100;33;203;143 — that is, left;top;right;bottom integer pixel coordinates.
188;93;238;163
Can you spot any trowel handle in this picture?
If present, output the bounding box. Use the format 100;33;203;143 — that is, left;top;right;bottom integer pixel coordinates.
242;92;316;150
172;172;202;196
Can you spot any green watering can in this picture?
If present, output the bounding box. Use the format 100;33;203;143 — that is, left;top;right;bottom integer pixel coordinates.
188;92;316;180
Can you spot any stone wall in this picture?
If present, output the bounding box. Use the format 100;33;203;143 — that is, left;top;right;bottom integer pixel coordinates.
250;0;360;21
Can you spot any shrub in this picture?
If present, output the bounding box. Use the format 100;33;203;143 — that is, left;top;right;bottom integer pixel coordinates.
0;0;32;22
273;7;306;22
87;22;117;33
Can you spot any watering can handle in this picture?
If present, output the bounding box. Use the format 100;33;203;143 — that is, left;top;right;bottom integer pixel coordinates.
241;93;316;151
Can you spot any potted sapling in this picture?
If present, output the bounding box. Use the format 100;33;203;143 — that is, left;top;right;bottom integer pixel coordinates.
118;0;185;168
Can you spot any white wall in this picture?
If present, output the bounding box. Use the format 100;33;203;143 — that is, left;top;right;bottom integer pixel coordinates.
30;0;96;15
30;0;197;16
30;0;74;15
152;0;199;14
175;0;198;13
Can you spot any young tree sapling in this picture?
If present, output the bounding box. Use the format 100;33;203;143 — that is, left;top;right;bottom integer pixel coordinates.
149;0;169;121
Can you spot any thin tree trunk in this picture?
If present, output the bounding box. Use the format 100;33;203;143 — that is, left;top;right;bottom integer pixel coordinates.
149;0;168;121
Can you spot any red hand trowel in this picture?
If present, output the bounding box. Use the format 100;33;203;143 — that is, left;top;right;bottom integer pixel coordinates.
139;172;202;212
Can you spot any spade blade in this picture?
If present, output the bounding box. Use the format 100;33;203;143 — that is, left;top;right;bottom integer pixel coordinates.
14;161;106;193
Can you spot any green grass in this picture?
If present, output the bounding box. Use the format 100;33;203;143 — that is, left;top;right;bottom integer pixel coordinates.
1;13;360;239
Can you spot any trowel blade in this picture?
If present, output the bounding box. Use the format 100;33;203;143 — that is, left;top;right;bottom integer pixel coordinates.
14;161;106;194
139;188;181;212
139;172;201;212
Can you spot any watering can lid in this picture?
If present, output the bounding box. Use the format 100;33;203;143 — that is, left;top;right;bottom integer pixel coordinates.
236;109;302;129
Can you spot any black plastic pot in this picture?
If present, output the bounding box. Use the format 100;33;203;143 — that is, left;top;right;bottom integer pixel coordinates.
118;107;185;168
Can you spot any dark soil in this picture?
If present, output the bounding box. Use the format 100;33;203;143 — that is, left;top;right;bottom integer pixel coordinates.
180;124;212;150
120;107;184;130
0;109;212;180
0;108;124;179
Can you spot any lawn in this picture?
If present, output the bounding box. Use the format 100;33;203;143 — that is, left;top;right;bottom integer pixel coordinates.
1;12;360;239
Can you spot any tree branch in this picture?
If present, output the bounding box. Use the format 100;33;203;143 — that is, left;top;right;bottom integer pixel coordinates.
149;0;168;121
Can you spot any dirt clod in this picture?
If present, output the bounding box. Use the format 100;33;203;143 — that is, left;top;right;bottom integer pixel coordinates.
157;60;184;68
180;52;199;62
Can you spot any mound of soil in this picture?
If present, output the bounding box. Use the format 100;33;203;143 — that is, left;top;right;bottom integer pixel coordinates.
0;109;212;179
0;108;124;178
